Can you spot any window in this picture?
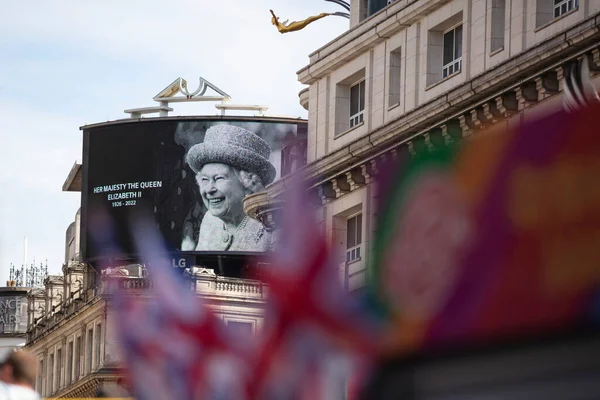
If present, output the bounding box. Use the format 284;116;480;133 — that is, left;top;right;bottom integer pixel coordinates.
48;353;54;395
346;214;362;263
427;12;463;87
37;359;43;394
536;0;578;27
66;341;73;386
490;0;506;53
554;0;578;18
87;328;93;374
349;80;365;128
74;337;81;381
388;47;402;107
56;348;62;390
335;68;366;136
227;321;254;336
95;324;102;369
442;25;463;78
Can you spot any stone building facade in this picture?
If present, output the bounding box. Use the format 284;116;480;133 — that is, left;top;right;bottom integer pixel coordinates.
24;209;268;397
247;0;600;293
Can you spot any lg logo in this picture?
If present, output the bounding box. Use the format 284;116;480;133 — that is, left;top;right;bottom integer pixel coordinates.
172;258;188;268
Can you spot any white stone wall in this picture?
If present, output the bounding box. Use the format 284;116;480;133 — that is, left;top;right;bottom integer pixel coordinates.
303;0;597;159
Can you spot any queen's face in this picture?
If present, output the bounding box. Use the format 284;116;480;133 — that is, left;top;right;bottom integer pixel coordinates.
196;163;246;221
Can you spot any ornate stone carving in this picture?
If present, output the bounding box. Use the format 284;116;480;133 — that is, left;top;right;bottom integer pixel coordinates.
495;91;518;116
458;114;475;137
482;101;504;124
331;175;351;197
346;168;366;191
516;81;539;110
318;181;337;204
426;127;445;148
470;107;491;128
441;120;462;144
535;70;559;99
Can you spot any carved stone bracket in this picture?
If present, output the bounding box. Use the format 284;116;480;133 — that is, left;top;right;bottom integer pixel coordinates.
592;48;600;69
470;107;492;128
535;70;559;99
426;127;445;149
346;168;366;190
516;81;539;110
556;65;566;92
482;101;504;124
495;91;518;116
331;175;351;197
318;181;337;204
441;120;462;144
410;134;429;154
458;114;476;137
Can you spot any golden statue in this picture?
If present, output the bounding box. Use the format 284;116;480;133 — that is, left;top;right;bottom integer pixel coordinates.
270;9;332;33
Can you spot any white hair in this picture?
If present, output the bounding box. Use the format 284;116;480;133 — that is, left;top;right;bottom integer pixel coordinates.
232;168;265;195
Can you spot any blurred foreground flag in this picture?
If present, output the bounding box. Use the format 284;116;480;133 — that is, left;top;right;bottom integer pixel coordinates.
247;174;384;399
101;216;250;400
370;101;600;354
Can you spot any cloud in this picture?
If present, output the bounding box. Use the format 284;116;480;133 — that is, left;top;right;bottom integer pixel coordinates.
0;101;82;282
0;0;349;116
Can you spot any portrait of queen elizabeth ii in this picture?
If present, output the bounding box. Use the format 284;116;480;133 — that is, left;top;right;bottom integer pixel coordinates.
180;124;276;252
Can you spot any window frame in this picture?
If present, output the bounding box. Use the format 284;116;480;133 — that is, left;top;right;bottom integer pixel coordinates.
346;212;363;264
553;0;578;19
349;79;366;129
442;23;463;79
388;46;402;108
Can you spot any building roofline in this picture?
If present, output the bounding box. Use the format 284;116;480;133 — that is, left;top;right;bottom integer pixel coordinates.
62;161;82;192
79;115;308;131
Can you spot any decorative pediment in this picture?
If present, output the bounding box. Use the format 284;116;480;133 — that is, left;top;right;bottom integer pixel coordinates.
186;267;217;277
153;77;231;103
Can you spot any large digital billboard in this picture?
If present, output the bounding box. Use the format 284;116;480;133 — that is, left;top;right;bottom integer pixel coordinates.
81;117;307;262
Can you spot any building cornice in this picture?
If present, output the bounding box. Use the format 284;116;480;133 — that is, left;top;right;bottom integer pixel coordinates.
25;296;104;347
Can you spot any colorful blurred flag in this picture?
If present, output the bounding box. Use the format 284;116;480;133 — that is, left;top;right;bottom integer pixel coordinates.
369;101;600;355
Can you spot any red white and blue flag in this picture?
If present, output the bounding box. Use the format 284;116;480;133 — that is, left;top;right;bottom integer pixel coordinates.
246;175;382;399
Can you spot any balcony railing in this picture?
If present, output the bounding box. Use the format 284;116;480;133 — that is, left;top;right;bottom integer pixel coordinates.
554;0;577;18
443;57;462;78
350;110;364;128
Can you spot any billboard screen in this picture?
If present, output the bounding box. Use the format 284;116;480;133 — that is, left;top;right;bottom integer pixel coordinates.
0;294;28;335
81;117;307;262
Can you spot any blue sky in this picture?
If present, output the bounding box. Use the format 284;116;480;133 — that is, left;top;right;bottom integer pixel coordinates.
0;0;348;284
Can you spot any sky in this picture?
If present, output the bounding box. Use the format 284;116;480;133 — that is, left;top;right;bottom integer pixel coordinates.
0;0;349;285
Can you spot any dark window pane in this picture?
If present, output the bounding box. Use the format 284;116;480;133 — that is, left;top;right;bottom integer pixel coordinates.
357;246;361;259
359;80;366;110
356;214;362;244
227;321;253;336
455;25;463;59
350;83;360;115
443;30;454;65
347;217;356;248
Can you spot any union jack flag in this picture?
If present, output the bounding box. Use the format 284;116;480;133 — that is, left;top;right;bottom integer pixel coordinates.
93;211;251;400
246;175;382;399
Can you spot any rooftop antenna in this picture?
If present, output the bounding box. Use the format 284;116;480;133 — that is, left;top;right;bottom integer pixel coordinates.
124;76;269;118
22;237;27;287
